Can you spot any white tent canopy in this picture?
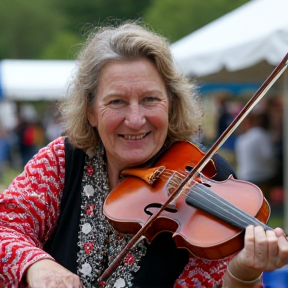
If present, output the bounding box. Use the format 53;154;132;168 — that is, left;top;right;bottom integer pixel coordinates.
171;0;288;230
170;0;288;84
0;59;77;101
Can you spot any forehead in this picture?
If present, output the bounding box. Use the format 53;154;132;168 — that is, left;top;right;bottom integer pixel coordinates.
99;59;165;84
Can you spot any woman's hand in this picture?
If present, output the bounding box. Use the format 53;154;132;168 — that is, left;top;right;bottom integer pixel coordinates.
227;225;288;284
26;259;83;288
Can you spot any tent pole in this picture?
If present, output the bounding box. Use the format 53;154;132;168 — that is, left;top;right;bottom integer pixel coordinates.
283;69;288;232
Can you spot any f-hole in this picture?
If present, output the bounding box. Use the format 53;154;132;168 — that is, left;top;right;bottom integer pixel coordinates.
144;203;178;216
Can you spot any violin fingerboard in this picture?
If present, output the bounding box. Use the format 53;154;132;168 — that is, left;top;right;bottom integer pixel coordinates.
185;183;272;231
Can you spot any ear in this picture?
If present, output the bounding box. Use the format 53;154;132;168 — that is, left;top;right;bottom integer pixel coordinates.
87;107;97;127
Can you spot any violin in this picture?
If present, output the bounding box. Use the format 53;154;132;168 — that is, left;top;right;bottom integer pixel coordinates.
104;141;271;260
98;53;288;284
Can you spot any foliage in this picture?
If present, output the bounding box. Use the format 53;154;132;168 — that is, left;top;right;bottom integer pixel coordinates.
0;0;66;59
53;0;152;35
0;0;250;59
40;31;83;60
143;0;250;42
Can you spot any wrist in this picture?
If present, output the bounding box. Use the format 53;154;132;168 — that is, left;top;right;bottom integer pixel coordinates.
224;262;263;287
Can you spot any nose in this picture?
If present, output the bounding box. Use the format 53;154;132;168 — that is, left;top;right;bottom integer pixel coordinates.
124;103;146;129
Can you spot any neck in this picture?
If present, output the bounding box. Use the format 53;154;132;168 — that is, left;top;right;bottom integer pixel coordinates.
107;164;122;190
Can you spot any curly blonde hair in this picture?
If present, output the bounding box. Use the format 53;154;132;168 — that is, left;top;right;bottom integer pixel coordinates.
60;21;203;150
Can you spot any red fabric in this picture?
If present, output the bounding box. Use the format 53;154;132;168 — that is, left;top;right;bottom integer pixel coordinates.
0;137;65;287
174;257;228;288
23;126;35;146
174;256;264;288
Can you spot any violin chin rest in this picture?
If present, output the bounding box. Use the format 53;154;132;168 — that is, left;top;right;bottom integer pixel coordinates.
121;166;166;185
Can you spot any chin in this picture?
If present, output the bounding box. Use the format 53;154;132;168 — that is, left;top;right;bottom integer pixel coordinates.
119;149;157;167
123;155;149;167
126;158;146;167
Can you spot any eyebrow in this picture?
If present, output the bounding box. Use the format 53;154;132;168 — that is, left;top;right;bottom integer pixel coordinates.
103;89;165;99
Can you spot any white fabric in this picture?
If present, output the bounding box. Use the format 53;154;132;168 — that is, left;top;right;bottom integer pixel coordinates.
170;0;288;77
0;59;77;100
235;127;276;183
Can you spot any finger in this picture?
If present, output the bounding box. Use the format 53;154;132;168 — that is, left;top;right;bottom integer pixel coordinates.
274;227;286;237
276;235;288;267
244;225;256;250
243;225;255;254
266;229;278;263
253;226;267;267
239;225;257;266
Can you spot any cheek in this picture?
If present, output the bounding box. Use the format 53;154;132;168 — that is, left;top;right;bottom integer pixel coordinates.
98;110;123;132
148;107;169;128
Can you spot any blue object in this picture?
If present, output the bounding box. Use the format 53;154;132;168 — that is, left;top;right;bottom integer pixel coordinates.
200;83;261;95
0;63;3;100
263;265;288;288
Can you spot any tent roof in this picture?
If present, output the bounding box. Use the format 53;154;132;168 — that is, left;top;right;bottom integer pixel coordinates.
170;0;288;79
0;59;77;101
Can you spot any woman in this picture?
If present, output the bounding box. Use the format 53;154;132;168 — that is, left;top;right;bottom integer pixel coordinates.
1;21;288;288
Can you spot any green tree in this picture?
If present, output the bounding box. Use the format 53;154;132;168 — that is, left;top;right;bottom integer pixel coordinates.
143;0;250;42
41;0;153;59
55;0;152;35
40;31;82;60
0;0;67;59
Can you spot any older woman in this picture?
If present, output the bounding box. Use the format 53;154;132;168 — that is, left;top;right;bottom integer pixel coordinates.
0;21;287;288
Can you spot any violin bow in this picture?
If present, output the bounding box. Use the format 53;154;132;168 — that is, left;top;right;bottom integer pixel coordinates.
98;52;288;284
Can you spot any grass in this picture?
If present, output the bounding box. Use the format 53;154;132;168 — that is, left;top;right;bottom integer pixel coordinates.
0;166;22;192
268;215;284;229
268;218;284;228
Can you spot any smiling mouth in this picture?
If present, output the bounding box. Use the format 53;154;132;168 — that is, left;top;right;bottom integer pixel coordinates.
121;132;149;140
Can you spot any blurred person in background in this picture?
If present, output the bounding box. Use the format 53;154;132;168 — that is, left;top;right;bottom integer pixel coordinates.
0;124;10;182
266;95;284;210
45;110;63;143
214;95;238;153
14;106;45;167
235;111;277;203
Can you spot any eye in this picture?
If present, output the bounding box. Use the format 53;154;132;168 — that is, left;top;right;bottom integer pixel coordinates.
141;96;162;108
143;96;160;102
107;99;126;108
108;99;122;104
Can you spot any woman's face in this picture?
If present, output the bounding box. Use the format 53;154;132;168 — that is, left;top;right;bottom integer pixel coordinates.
87;58;169;172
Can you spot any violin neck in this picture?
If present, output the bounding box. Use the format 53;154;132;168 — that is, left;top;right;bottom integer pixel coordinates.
186;183;272;231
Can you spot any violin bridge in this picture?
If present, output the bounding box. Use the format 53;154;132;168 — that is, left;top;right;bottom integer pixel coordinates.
166;170;184;198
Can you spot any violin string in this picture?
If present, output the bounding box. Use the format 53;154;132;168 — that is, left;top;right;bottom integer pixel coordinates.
161;171;186;186
190;183;264;227
185;182;267;229
157;169;267;228
190;190;259;229
162;170;185;179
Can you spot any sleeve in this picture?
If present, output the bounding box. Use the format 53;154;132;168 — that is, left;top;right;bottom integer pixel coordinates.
174;256;264;288
258;133;274;161
212;153;237;181
0;137;66;287
174;257;229;288
192;141;237;181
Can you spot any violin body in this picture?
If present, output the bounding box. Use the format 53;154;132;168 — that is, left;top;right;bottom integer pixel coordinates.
103;141;270;260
